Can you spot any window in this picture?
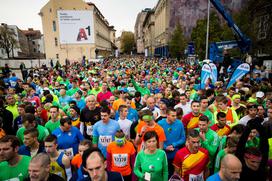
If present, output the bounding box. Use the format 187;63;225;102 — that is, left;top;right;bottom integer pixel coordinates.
49;8;52;12
56;54;59;59
32;41;35;45
34;48;36;52
54;37;58;46
53;21;56;32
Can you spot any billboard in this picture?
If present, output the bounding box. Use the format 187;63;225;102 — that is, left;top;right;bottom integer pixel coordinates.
57;10;95;44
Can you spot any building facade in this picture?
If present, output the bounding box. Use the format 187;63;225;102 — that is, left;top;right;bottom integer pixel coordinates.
0;24;30;59
22;28;45;59
143;10;155;57
136;0;249;57
39;0;116;64
134;8;151;54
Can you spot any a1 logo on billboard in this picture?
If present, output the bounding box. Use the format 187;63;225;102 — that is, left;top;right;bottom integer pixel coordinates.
77;26;91;41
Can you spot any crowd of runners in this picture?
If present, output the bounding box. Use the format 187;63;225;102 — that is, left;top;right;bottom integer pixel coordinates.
0;56;271;181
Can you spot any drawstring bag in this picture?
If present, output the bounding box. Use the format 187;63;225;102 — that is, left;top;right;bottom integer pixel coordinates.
168;174;184;181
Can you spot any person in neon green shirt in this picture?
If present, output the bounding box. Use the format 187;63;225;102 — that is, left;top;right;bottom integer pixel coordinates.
5;94;19;121
89;81;101;96
0;135;31;181
214;96;238;128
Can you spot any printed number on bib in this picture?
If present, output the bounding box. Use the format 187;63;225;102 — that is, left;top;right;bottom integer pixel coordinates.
226;120;231;126
189;172;204;181
99;136;112;146
7;178;20;181
113;154;128;167
86;125;93;136
60;148;74;160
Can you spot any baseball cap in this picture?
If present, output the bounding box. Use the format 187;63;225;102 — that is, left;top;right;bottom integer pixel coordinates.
256;91;264;98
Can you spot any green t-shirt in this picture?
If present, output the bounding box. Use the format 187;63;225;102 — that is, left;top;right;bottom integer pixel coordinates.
134;149;168;181
131;78;150;96
45;120;60;134
246;137;260;148
89;88;101;97
219;136;227;151
67;87;79;96
214;149;227;173
202;109;215;127
0;155;31;181
196;128;219;168
16;125;49;145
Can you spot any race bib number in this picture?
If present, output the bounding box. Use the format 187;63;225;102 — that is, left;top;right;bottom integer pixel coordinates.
99;136;112;147
189;172;204;181
113;154;128;167
10;81;16;87
86;125;93;136
5;178;20;181
226;120;231;126
60;148;74;160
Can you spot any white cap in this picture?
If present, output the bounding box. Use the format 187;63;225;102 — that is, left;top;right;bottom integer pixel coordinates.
256;91;265;98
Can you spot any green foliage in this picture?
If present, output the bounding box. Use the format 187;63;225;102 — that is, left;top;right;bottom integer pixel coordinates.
120;31;135;54
0;25;17;58
191;12;223;60
169;22;187;59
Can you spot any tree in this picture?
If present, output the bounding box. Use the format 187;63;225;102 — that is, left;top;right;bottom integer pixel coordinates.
191;12;222;60
169;22;187;59
120;31;135;54
0;24;17;58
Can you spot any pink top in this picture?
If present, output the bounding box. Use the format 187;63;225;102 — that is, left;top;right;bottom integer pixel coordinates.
97;91;113;103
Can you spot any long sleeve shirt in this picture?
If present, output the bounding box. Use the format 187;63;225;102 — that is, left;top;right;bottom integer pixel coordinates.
134;149;168;181
158;119;186;159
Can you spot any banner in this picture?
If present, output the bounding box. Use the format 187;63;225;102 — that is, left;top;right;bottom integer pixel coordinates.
209;63;218;84
200;64;212;89
227;63;250;88
57;10;95;44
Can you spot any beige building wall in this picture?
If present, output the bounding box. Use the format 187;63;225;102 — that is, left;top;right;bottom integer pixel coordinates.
40;0;114;64
154;0;170;48
143;11;155;56
134;10;149;54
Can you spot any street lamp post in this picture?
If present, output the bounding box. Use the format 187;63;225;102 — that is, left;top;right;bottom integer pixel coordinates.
205;0;211;60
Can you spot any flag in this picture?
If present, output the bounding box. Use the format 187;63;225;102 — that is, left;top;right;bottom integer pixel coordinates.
227;63;250;88
200;64;212;89
209;63;218;84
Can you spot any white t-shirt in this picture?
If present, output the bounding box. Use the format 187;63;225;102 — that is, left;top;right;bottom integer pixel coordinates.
238;115;254;125
174;103;192;115
118;118;132;139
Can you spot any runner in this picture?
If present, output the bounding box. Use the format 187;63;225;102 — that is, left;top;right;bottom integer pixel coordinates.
106;130;136;181
52;116;84;159
0;135;31;181
173;129;209;181
44;135;72;180
92;107;120;157
45;106;60;134
182;101;203;131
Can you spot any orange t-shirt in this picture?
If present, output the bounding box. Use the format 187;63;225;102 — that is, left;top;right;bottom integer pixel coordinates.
112;99;136;111
106;141;136;176
136;122;166;152
71;154;82;169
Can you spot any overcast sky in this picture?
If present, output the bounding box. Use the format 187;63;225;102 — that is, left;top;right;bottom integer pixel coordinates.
0;0;158;37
